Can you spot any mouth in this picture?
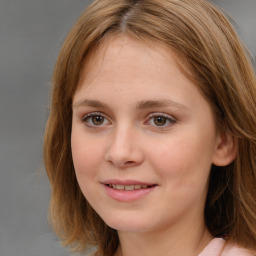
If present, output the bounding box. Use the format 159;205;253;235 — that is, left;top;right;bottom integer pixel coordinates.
107;184;155;191
102;180;158;201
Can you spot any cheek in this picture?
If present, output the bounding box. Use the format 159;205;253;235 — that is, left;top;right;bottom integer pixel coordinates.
71;133;103;203
71;129;103;179
149;132;214;188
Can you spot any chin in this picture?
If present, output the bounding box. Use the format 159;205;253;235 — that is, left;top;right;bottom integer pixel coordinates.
101;213;155;233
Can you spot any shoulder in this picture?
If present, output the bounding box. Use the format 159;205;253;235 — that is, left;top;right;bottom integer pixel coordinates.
199;238;255;256
222;241;255;256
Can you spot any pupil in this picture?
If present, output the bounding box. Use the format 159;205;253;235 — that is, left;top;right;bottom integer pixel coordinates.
154;116;166;126
93;116;104;125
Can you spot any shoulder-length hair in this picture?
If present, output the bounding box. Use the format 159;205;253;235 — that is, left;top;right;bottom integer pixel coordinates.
43;0;256;255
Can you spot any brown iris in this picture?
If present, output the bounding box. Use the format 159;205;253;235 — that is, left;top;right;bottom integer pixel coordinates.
153;116;167;126
92;116;104;125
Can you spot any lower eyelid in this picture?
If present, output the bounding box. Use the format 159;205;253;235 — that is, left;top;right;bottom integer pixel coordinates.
80;112;112;127
150;118;174;125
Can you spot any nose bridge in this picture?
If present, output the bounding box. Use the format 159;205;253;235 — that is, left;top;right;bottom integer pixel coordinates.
113;123;132;147
105;122;143;167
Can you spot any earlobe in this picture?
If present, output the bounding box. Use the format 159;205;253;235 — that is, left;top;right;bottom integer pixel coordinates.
212;131;237;166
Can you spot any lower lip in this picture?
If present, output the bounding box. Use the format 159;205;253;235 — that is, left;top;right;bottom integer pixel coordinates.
103;185;157;202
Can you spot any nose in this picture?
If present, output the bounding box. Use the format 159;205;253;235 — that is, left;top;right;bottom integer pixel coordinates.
104;125;144;168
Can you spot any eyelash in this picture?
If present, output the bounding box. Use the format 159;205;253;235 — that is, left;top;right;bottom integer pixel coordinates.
145;113;177;128
81;112;177;128
81;112;110;127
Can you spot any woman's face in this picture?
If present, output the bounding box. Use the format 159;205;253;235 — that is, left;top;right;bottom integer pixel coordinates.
71;35;221;234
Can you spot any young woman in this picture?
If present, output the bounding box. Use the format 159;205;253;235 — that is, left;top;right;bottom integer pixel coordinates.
44;0;256;255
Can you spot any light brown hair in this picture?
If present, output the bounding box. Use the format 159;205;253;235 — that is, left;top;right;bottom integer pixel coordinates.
44;0;256;255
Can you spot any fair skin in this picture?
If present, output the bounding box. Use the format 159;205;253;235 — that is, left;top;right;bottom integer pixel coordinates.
71;35;236;256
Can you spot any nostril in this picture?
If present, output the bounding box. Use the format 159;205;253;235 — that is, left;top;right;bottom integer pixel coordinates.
125;161;135;164
117;160;136;168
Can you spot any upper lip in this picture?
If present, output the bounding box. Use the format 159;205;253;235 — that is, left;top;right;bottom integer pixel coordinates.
101;179;157;186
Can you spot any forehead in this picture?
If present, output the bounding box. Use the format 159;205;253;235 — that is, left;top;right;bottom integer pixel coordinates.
76;34;190;91
73;35;214;122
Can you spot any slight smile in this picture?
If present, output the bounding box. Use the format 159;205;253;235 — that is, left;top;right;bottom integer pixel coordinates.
108;184;152;190
102;180;158;202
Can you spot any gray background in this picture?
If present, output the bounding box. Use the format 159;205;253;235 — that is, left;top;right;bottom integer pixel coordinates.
0;1;255;256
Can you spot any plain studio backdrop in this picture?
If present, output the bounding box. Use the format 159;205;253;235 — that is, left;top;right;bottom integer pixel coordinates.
0;1;255;256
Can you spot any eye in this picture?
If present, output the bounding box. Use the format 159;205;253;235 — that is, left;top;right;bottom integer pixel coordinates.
146;113;176;127
82;112;110;127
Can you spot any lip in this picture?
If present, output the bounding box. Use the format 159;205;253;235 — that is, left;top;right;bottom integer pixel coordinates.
101;179;158;202
102;179;155;186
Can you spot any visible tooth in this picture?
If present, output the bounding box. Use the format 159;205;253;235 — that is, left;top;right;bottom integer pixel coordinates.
124;185;134;191
116;185;125;190
111;184;151;190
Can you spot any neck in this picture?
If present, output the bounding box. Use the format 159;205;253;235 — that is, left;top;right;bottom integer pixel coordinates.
114;218;212;256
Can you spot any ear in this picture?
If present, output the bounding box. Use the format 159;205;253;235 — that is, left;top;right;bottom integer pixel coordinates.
212;130;237;166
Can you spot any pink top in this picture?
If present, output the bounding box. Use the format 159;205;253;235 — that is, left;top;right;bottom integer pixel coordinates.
199;238;254;256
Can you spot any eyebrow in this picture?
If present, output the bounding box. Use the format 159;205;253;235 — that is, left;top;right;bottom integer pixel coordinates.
136;99;188;110
73;99;189;111
73;99;109;109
